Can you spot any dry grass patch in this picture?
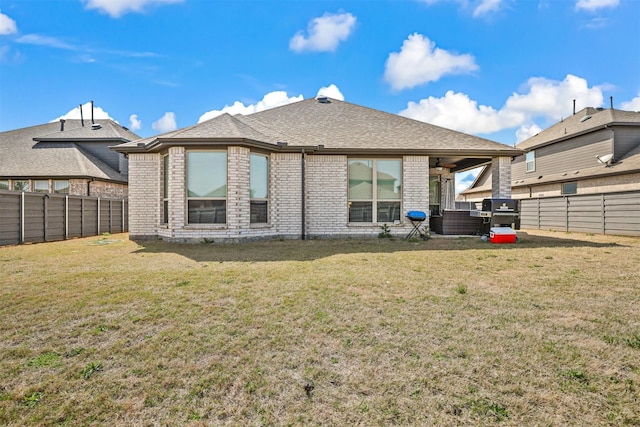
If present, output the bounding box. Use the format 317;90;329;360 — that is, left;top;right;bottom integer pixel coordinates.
0;231;639;426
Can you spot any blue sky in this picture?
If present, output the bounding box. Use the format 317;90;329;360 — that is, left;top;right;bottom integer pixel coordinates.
1;0;639;191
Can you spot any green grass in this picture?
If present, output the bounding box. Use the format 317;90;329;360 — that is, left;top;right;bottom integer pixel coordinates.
1;230;639;425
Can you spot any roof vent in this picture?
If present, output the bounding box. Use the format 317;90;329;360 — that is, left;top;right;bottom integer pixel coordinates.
580;115;592;122
316;96;330;104
277;141;288;147
137;142;145;147
91;123;102;130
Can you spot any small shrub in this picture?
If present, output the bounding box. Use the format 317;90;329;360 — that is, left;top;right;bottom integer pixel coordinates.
624;335;640;349
456;284;468;295
378;224;392;239
81;362;103;380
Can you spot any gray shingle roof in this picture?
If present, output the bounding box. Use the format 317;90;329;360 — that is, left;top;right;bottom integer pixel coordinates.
0;119;139;181
517;107;640;151
115;98;521;156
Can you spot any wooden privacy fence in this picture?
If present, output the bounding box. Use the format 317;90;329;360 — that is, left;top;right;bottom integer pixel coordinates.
520;191;640;236
0;190;128;246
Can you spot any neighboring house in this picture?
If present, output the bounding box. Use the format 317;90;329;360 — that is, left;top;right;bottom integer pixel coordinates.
0;119;140;198
461;106;640;235
113;97;521;242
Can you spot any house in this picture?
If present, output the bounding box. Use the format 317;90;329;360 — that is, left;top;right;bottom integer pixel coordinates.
0;119;140;198
461;106;640;235
113;97;522;242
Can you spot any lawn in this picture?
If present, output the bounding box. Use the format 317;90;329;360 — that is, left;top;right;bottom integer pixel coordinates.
0;231;639;426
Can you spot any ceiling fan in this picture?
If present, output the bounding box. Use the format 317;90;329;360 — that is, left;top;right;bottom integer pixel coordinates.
435;158;457;169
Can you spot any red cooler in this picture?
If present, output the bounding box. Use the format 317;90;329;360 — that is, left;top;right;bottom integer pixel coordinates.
489;227;516;244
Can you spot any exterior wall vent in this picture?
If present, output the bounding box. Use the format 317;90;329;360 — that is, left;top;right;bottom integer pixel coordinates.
91;123;102;130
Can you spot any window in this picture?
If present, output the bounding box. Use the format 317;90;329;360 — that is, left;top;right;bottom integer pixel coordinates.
348;159;401;223
562;181;577;195
525;151;535;172
429;175;441;215
187;151;227;224
13;180;29;191
33;180;49;193
0;180;8;190
250;154;268;223
54;180;69;194
163;155;169;224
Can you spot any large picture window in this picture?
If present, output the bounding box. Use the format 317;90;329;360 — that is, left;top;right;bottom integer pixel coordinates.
187;151;227;224
250;154;268;223
348;159;401;223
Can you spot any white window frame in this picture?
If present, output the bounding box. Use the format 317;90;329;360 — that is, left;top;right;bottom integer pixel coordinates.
348;158;402;223
525;151;535;172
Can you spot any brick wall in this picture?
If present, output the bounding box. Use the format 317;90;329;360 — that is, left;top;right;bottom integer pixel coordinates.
128;153;161;238
129;147;434;242
491;156;512;198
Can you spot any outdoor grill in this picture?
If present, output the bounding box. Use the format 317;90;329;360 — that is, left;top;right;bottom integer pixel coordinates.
471;198;520;235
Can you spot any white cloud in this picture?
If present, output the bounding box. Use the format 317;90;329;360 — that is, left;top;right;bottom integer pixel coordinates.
129;114;143;131
473;0;504;17
504;74;603;120
198;91;304;123
0;9;17;35
82;0;184;18
316;84;345;101
620;94;640;111
290;12;356;53
400;90;522;134
575;0;619;12
384;33;478;91
515;123;542;142
51;102;116;122
420;0;507;18
17;34;77;50
152;112;177;133
400;74;605;141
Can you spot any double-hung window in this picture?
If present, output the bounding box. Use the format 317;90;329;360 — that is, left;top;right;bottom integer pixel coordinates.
13;180;29;191
525;151;535;172
162;155;169;224
250;154;268;223
33;180;49;193
54;180;69;194
348;159;402;223
187;151;227;224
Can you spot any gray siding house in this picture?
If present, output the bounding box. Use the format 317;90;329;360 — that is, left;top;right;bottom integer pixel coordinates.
461;107;640;236
0;119;140;198
114;97;522;242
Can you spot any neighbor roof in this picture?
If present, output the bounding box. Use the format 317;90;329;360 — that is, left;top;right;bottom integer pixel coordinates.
517;107;640;151
114;98;522;158
0;119;139;181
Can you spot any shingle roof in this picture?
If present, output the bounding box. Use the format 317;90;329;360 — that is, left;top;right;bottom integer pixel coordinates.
0;119;139;181
115;98;521;156
517;107;640;151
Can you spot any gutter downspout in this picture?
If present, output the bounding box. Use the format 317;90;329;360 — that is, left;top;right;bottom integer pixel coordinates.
301;149;306;240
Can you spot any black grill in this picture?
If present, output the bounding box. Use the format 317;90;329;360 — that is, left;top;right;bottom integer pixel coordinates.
481;198;520;233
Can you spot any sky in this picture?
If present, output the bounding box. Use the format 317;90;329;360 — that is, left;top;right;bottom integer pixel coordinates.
1;0;639;193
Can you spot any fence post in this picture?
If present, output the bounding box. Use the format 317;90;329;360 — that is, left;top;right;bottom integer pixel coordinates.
65;195;69;240
97;198;101;235
81;198;85;237
109;200;113;234
43;194;48;242
601;194;606;235
20;192;25;244
122;199;126;233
